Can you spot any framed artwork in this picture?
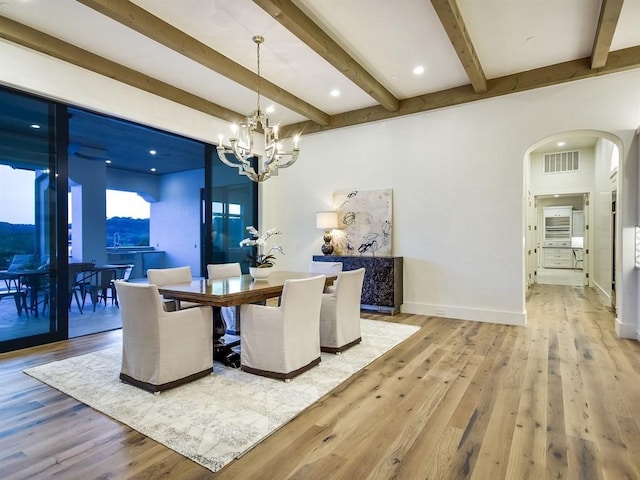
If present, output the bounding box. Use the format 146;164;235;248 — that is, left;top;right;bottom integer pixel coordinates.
333;188;392;256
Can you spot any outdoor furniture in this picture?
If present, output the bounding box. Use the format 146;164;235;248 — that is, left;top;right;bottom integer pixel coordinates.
319;268;365;353
82;268;117;312
109;264;134;306
114;281;213;393
239;275;325;381
68;262;95;314
0;273;28;316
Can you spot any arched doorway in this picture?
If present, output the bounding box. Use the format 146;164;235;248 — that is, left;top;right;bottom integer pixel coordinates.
524;130;622;311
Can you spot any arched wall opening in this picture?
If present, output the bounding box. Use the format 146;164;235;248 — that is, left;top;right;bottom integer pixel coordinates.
523;129;624;331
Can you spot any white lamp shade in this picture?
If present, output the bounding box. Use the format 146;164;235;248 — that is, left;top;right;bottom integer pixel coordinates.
316;211;338;230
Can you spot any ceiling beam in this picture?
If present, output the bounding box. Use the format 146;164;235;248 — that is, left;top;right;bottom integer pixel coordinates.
591;0;624;69
280;45;640;138
0;14;312;137
0;15;245;124
4;13;639;142
430;0;487;93
76;0;330;126
253;0;400;112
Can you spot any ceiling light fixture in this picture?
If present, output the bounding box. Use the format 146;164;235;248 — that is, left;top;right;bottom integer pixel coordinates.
216;35;300;182
413;66;425;75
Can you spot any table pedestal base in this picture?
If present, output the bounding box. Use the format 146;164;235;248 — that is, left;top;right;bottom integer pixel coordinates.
213;307;241;368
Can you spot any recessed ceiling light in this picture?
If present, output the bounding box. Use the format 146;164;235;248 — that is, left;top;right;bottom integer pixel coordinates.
149;150;157;155
30;123;41;129
150;167;156;172
554;194;560;198
266;105;275;114
413;66;424;75
330;89;340;97
557;141;566;147
105;160;111;164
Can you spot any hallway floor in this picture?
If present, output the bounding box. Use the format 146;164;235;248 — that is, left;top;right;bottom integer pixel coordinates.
536;267;585;286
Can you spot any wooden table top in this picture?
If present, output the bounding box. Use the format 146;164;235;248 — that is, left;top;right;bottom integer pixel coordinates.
155;271;335;307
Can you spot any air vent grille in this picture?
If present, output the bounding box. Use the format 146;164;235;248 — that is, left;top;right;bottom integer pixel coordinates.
544;150;580;173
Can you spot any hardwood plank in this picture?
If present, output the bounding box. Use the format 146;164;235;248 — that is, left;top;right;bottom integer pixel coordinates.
504;354;548;479
2;285;640;479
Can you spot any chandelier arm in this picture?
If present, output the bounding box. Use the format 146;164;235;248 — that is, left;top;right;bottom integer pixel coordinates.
216;146;243;168
230;143;254;168
216;146;262;181
274;150;300;169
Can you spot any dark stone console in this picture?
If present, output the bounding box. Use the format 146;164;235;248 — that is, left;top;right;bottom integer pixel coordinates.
312;255;403;314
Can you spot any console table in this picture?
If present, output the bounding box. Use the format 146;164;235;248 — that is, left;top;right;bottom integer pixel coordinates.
312;255;403;314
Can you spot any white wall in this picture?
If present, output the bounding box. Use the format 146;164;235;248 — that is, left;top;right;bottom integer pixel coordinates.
2;39;640;331
593;139;615;303
106;168;159;202
69;156;107;265
150;169;204;276
530;148;595;194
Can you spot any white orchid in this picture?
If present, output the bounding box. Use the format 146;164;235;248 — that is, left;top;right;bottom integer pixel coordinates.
239;226;284;267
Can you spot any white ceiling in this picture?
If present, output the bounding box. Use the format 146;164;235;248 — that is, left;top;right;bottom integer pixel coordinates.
1;0;639;139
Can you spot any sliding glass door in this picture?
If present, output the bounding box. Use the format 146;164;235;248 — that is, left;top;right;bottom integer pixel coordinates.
0;88;63;352
1;85;255;353
205;147;257;273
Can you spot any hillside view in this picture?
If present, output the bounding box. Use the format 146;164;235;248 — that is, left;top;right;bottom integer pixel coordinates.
0;217;149;268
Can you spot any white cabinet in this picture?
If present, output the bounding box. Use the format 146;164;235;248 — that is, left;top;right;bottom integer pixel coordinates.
543;206;572;247
543;247;572;268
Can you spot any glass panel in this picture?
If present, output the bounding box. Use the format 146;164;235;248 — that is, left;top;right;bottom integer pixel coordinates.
210;152;257;273
0;89;59;351
106;190;150;248
67;106;207;337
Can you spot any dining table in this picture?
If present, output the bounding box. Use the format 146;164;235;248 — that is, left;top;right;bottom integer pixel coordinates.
155;270;336;367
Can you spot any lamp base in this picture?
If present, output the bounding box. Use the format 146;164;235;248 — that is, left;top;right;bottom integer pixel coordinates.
321;242;334;255
321;231;334;255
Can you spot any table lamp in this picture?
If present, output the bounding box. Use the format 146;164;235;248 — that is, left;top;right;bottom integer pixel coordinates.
316;211;338;255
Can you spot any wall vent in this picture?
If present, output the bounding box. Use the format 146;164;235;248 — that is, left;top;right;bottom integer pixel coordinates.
543;150;580;173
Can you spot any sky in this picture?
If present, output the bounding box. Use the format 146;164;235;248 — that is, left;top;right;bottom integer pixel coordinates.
0;164;150;224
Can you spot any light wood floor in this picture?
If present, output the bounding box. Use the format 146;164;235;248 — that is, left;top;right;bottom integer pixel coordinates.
1;284;640;479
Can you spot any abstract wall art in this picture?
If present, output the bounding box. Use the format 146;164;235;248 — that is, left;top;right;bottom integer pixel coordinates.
333;188;392;256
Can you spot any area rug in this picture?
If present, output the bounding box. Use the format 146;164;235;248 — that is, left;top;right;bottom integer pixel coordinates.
24;319;420;472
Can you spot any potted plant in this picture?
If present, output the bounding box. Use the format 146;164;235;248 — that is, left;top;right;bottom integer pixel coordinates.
239;226;284;280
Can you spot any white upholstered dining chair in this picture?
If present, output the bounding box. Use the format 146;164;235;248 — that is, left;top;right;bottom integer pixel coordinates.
207;262;242;334
309;260;342;293
147;266;200;310
319;268;365;353
240;275;325;381
114;281;213;393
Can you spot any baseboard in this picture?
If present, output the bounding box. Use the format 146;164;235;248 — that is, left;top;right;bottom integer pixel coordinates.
401;302;527;327
592;280;611;307
615;318;636;339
